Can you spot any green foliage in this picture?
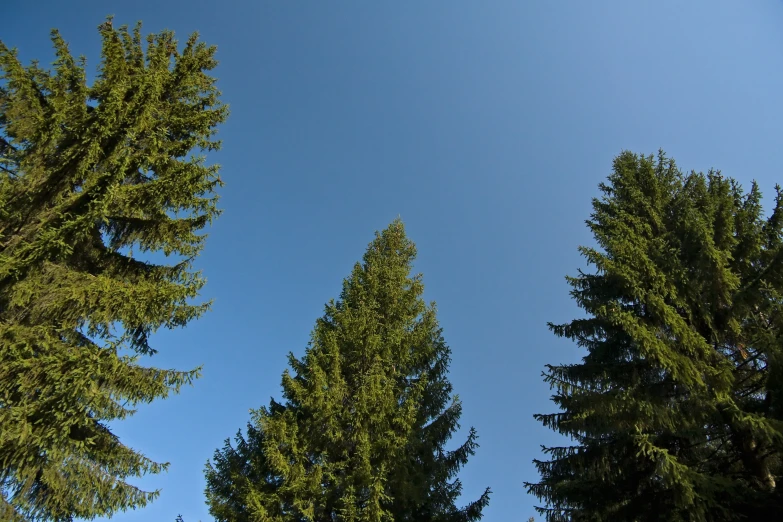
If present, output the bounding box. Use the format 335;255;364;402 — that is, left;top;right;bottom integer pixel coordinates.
0;17;227;521
205;220;490;522
526;151;783;521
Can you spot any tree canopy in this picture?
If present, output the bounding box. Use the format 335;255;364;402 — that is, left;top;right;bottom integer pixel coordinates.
526;151;783;521
205;220;490;522
0;18;227;521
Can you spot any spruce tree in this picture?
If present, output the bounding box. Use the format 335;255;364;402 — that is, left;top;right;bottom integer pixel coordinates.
205;220;490;522
0;19;227;521
525;151;783;521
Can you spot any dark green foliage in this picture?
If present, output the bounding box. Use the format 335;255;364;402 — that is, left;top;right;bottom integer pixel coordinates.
0;18;227;521
526;151;783;521
205;221;490;522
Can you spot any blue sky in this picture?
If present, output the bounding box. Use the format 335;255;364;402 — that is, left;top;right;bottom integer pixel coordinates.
5;1;783;520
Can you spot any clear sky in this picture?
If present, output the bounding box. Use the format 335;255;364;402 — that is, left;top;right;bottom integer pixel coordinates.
4;1;783;520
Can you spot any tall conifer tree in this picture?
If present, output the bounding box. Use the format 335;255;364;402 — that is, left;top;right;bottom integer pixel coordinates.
205;220;490;522
526;151;783;521
0;19;227;521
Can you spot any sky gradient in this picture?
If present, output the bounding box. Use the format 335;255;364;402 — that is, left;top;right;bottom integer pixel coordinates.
4;1;783;520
